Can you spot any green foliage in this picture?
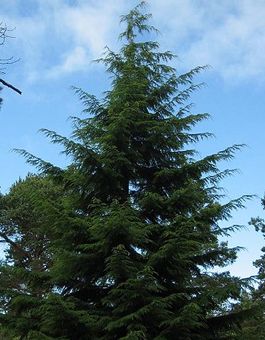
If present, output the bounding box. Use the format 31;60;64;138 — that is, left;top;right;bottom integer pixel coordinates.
1;2;255;339
0;175;72;338
242;213;265;338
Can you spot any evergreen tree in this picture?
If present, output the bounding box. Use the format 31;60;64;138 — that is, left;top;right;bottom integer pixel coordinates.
8;2;254;339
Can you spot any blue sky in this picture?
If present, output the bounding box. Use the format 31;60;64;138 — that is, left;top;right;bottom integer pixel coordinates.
0;0;265;278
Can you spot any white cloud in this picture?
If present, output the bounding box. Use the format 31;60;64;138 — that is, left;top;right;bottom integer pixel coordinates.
47;46;89;79
60;2;119;56
150;0;265;80
2;0;265;83
0;0;127;83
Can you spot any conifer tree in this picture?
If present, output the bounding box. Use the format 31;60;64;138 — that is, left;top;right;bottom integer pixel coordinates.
8;2;254;339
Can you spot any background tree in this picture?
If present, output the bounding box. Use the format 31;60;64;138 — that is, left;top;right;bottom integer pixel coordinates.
237;215;265;339
2;2;256;339
0;175;70;338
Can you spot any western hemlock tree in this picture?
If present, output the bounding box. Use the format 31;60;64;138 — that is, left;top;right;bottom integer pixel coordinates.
11;2;254;339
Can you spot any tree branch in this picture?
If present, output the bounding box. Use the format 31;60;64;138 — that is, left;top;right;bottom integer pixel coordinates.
0;78;22;95
0;232;28;259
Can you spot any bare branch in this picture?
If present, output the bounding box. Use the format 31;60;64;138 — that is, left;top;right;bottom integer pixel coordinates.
0;78;22;95
0;22;21;91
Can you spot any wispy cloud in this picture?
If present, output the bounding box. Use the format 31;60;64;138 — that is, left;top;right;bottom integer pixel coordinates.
2;0;265;83
1;0;126;83
47;46;89;79
151;0;265;80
